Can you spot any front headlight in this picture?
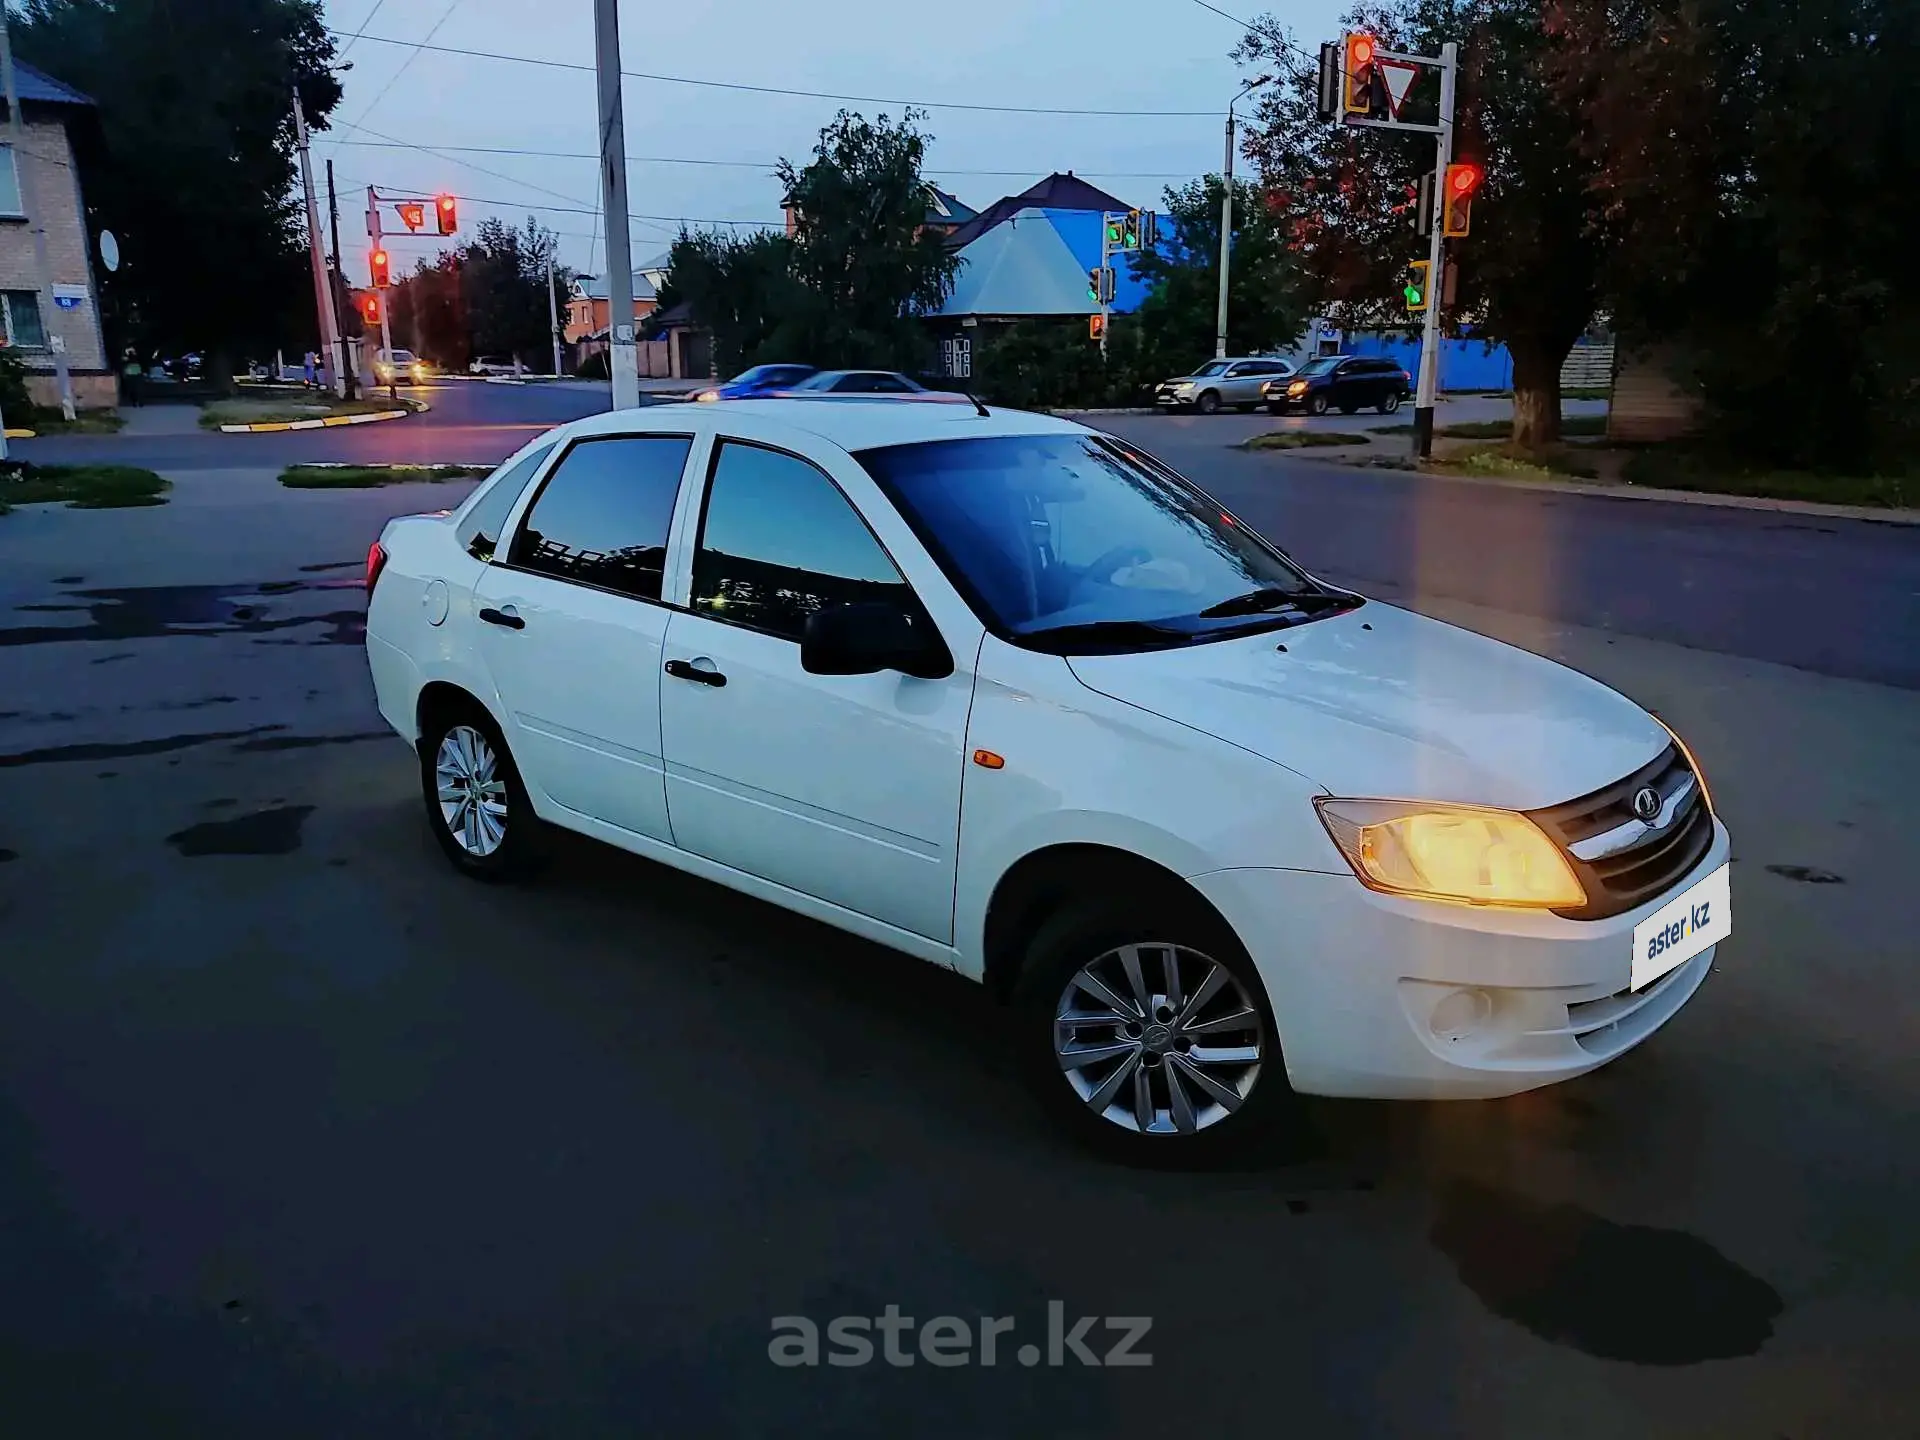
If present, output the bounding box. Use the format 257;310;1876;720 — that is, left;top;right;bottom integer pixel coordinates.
694;389;719;402
1288;381;1308;395
1314;798;1586;909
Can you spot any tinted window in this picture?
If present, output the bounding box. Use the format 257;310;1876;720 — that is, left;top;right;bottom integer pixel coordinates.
458;443;555;560
833;374;880;392
693;443;908;642
733;364;811;386
858;435;1329;647
1297;357;1339;377
1192;361;1230;377
512;436;692;600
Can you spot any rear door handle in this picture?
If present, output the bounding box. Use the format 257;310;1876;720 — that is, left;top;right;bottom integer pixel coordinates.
478;606;525;630
664;658;726;688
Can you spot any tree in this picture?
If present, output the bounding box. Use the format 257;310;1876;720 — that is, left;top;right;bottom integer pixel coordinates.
664;110;960;374
13;0;341;377
1129;175;1307;377
1235;2;1604;449
382;217;568;370
1546;0;1920;470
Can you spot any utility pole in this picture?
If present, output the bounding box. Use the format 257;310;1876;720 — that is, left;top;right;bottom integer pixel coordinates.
1215;76;1269;362
1410;42;1457;459
325;160;357;400
548;252;565;377
292;89;342;396
1098;218;1112;360
593;0;639;409
1;13;75;420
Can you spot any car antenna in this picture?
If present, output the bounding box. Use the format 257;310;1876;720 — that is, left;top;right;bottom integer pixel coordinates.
962;390;989;417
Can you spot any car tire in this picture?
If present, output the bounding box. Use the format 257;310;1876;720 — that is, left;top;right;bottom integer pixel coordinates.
419;704;544;882
1379;392;1402;414
1197;390;1221;415
1308;393;1331;416
1013;892;1297;1166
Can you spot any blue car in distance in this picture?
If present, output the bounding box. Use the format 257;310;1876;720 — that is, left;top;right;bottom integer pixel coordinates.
692;363;817;402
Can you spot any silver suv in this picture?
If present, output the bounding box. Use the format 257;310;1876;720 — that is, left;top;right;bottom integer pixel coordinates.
1155;357;1295;414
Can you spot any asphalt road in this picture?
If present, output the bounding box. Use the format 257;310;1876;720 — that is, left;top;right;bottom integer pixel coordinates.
3;394;1918;1436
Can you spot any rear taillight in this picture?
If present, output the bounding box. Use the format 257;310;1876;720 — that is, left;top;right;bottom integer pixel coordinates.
365;541;389;594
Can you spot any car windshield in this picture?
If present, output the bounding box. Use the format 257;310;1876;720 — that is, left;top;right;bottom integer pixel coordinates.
387;350;416;364
856;434;1350;651
1190;361;1230;377
1295;358;1340;377
733;364;811;386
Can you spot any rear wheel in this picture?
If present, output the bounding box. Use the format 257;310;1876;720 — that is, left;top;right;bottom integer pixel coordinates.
1196;389;1221;415
419;705;543;880
1015;895;1295;1164
1379;391;1402;414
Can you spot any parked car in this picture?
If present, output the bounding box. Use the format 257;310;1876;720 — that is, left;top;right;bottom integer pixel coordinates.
1266;356;1410;416
373;348;428;386
1156;357;1294;414
470;356;519;377
791;369;930;395
690;363;819;402
365;399;1729;1160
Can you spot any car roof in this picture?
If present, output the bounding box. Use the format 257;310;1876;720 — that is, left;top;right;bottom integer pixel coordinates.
565;396;1086;451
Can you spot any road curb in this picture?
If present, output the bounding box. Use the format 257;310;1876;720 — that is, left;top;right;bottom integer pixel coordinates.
218;400;427;434
1295;455;1920;525
4;427;35;439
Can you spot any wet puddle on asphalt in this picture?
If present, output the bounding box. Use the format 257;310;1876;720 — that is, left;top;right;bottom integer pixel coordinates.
1;577;367;649
165;805;315;857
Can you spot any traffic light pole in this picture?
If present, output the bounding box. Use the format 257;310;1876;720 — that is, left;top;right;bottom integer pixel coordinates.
594;0;640;410
1098;220;1111;360
1410;41;1457;461
325;160;358;401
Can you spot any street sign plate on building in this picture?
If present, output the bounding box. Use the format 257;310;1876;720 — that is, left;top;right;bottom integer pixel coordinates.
52;284;89;310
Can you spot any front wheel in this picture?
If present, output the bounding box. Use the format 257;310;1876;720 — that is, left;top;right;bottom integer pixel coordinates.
419;707;544;880
1015;898;1295;1164
1196;389;1221;415
1307;393;1331;416
1379;391;1402;414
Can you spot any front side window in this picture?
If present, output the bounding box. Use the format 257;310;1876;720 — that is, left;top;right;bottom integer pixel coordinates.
511;435;692;600
857;434;1352;652
1296;357;1339;377
1192;361;1230;377
693;442;909;642
456;443;555;560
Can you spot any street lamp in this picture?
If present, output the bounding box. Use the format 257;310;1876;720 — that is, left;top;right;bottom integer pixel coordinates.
1216;75;1272;360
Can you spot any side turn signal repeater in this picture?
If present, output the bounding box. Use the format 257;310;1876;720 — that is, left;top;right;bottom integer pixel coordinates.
972;749;1005;770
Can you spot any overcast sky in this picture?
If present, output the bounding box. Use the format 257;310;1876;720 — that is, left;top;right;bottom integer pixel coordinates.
313;0;1342;286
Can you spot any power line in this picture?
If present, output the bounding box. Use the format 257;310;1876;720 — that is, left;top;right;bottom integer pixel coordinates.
335;0;388;61
318;138;1200;180
1185;0;1323;75
327;31;1223;117
341;0;466;134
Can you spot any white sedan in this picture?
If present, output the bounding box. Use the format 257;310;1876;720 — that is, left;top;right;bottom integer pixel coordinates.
363;396;1729;1159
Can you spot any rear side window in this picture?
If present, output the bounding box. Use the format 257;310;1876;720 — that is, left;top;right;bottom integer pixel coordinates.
692;441;908;642
511;436;693;600
457;443;554;561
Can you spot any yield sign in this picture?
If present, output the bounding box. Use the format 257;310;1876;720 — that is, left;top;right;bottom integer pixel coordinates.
1381;59;1421;119
396;202;426;232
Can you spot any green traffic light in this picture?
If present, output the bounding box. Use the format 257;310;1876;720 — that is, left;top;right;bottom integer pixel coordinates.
1404;285;1423;304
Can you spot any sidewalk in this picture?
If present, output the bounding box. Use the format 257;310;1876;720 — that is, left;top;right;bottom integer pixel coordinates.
112;403;205;437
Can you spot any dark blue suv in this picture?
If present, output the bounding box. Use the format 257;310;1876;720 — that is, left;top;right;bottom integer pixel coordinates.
692;364;818;402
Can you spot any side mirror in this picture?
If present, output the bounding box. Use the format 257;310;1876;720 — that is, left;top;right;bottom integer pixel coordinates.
802;601;952;680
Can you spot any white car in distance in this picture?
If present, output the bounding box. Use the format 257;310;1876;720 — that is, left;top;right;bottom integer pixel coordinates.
363;396;1730;1159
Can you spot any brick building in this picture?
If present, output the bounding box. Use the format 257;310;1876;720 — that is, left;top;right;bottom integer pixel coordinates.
1;60;112;410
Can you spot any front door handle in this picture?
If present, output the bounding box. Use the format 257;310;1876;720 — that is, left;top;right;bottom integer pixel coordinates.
664;658;726;688
477;606;525;630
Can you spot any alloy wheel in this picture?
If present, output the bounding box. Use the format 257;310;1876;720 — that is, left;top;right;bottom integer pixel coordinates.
435;724;509;857
1053;942;1264;1136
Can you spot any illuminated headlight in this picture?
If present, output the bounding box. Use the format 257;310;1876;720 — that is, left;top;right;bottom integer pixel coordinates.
694;389;719;402
1288;381;1308;395
1314;798;1586;909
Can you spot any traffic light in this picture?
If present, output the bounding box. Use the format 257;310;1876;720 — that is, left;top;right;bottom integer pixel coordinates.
1442;162;1482;237
1344;33;1384;117
1140;210;1158;247
434;192;457;235
1317;42;1342;121
1103;214;1124;250
369;248;391;288
1088;267;1101;303
1123;209;1140;249
1403;260;1431;313
1089;313;1106;341
1086;267;1114;303
359;292;382;326
1412;172;1435;236
396;202;425;233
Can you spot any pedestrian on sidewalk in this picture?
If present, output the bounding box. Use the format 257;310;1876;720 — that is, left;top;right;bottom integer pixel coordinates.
303;351;317;387
121;349;143;407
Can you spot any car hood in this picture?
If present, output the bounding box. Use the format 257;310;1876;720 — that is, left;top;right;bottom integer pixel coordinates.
1065;602;1668;811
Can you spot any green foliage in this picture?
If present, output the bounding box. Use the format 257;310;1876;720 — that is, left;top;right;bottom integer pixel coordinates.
0;347;31;421
1130;176;1306;373
0;462;169;510
278;464;487;488
1235;1;1603;448
970;319;1123;410
1547;0;1920;470
664;111;959;374
13;0;341;362
1243;431;1373;449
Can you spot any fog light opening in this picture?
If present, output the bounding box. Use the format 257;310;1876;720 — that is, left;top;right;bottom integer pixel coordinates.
1429;988;1493;1042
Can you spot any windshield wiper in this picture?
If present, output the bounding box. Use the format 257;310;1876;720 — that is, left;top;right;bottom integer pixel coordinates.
1017;618;1194;653
1198;587;1361;620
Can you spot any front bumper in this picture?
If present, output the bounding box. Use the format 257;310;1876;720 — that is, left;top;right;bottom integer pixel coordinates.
1187;818;1728;1100
1155;389;1194;407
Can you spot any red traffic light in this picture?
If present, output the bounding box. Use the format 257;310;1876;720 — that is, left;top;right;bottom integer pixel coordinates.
1343;33;1381;117
369;248;391;287
1448;163;1483;195
434;193;457;235
1442;163;1482;238
1347;34;1374;66
359;292;382;325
